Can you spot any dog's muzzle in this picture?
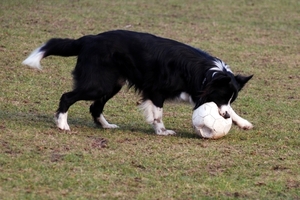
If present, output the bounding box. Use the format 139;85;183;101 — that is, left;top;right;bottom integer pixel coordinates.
219;105;231;119
223;111;231;119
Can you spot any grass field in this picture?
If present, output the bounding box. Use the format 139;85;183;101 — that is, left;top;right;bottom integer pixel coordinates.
1;0;299;199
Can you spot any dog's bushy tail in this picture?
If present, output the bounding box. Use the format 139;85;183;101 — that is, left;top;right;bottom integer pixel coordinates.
22;38;81;70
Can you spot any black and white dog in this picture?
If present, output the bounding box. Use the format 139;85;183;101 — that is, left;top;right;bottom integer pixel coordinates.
22;30;253;135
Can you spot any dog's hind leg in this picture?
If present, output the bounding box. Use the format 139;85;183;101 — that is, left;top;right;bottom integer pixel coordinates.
90;86;122;129
139;100;176;136
55;89;110;131
55;91;82;131
90;99;119;129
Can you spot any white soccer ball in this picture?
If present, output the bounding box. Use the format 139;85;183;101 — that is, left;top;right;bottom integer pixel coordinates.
192;102;232;139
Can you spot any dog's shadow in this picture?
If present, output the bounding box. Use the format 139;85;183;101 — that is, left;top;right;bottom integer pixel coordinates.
112;125;199;139
0;110;199;139
0;110;53;127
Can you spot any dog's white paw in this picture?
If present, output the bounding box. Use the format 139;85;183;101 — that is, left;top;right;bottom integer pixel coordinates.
96;114;119;129
97;114;119;128
102;123;119;129
55;112;70;131
156;129;176;136
237;120;253;130
57;123;70;131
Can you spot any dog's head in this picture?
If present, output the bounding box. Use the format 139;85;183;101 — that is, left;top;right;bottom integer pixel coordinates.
196;72;253;118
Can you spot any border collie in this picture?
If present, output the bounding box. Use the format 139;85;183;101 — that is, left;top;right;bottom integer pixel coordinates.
22;30;253;135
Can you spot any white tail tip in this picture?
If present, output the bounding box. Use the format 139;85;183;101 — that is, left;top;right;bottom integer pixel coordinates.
22;45;45;70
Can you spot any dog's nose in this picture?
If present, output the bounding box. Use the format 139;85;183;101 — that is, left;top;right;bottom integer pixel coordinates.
223;111;230;119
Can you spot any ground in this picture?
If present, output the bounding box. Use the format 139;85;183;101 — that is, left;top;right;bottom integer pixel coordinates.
0;0;299;199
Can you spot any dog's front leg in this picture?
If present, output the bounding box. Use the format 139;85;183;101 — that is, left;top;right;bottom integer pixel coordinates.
140;100;176;135
230;107;253;130
152;108;176;136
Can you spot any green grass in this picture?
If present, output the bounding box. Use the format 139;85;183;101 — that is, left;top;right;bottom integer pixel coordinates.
1;0;299;199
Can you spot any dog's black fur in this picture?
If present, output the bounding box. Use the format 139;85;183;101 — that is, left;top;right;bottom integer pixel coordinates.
23;30;253;135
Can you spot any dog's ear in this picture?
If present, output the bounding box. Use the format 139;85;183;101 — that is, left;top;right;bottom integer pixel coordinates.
235;74;253;90
212;74;231;86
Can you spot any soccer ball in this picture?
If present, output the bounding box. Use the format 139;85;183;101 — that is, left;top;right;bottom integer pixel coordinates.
192;102;232;139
